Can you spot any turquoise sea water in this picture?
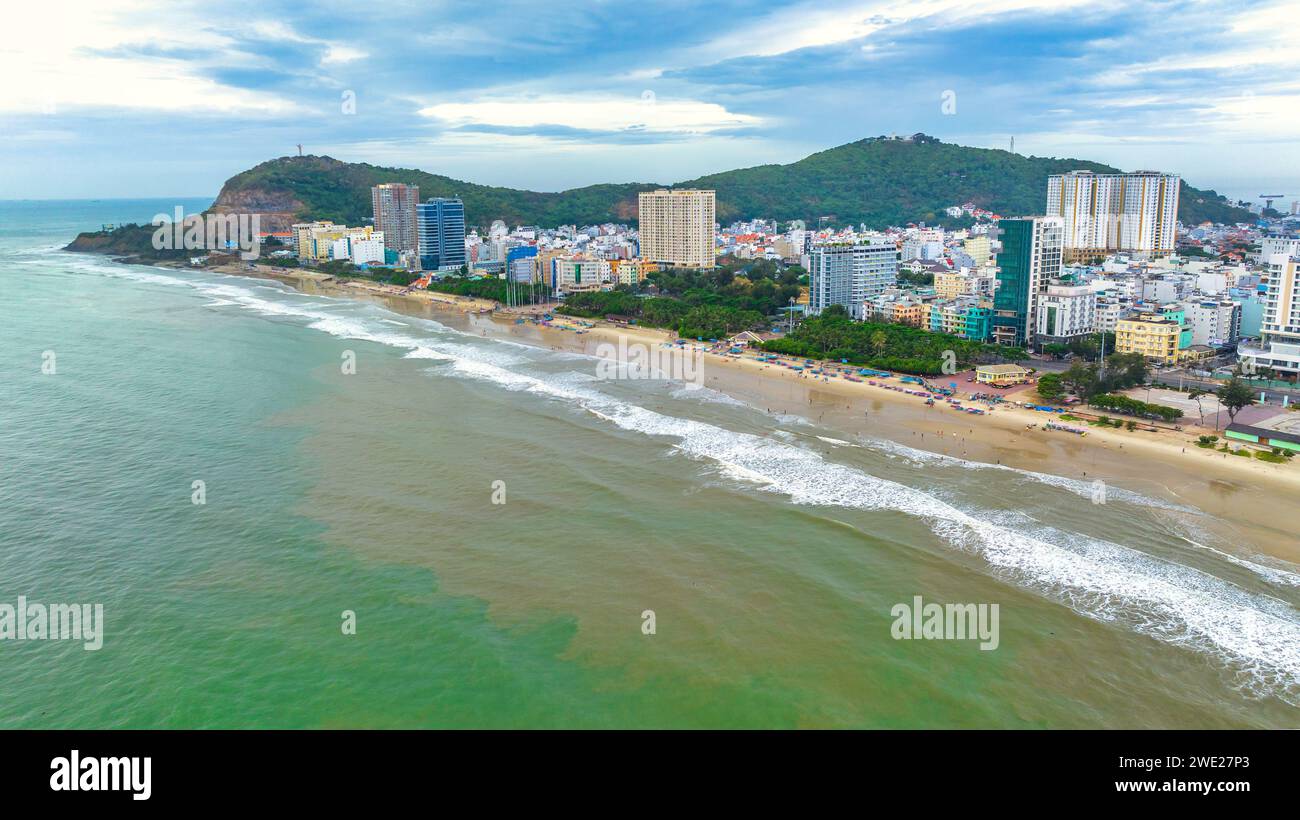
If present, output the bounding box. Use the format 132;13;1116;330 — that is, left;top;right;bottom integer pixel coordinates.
1;200;1298;728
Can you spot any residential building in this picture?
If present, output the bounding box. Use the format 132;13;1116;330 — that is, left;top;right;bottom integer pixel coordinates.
930;298;993;342
416;197;467;271
1258;236;1300;263
506;245;538;283
933;270;967;300
962;234;992;266
1094;296;1127;333
637;189;716;269
1046;170;1180;260
292;221;350;262
610;258;654;286
807;240;899;319
1183;299;1242;347
992;216;1064;347
1158;304;1194;350
328;227;385;266
371;183;420;261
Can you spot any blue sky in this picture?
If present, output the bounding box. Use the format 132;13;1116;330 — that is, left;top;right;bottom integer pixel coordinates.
2;0;1298;204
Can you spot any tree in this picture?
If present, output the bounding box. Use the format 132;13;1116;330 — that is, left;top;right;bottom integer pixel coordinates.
1105;352;1148;390
1062;362;1100;400
870;330;888;357
1036;372;1065;402
1216;377;1254;426
1188;389;1207;425
1042;343;1070;360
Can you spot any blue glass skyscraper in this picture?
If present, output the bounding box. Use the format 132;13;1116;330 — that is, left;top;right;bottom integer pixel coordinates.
417;197;467;271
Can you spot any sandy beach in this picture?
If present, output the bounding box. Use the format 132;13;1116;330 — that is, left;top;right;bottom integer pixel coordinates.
208;261;1300;563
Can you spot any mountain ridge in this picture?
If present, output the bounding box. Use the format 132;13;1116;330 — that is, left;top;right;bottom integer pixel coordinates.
205;136;1255;232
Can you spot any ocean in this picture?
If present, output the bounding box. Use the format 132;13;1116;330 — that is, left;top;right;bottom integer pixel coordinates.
1;199;1297;728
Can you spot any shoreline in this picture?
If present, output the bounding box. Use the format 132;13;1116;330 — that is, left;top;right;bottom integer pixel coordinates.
137;256;1300;562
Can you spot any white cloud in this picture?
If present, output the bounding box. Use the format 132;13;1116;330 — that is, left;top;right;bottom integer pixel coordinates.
0;1;358;114
322;45;367;65
694;0;1108;62
419;95;762;134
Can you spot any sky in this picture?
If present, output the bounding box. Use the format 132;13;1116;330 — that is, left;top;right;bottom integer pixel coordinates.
2;0;1298;205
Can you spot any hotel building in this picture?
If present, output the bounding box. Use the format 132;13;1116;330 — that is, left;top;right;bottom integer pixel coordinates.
807;240;899;319
992;217;1064;347
637;189;716;269
416;197;467;272
1034;282;1097;349
1116;312;1184;366
551;256;612;295
1239;254;1300;377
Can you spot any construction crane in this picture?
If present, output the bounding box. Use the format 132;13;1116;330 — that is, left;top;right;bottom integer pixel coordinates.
1260;194;1284;211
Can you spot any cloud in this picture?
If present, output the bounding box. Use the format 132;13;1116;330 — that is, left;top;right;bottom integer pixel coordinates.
1;0;1298;200
688;0;1108;62
419;96;763;137
0;1;361;114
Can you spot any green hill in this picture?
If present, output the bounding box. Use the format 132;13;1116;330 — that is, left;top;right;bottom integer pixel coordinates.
686;137;1251;227
207;136;1252;231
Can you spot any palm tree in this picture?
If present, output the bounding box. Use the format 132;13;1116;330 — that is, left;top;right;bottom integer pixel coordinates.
870;330;888;357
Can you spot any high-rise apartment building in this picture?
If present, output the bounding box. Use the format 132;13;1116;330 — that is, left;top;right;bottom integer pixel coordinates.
416;197;467;272
992;217;1063;347
807;240;899;319
1240;254;1300;376
637;189;715;269
371;183;420;262
1046;170;1180;260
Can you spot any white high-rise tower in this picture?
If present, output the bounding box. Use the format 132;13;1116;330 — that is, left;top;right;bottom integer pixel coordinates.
1046;170;1180;260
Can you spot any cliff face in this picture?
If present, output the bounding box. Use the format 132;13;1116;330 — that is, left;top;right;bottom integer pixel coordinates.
206;187;304;233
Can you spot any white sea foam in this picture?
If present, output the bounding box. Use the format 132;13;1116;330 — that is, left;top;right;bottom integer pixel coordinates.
389;340;1300;703
815;435;855;447
857;435;1192;511
77;256;1300;702
670;385;749;407
1180;538;1300;589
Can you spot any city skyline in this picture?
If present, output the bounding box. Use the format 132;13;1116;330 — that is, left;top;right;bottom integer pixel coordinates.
3;0;1298;202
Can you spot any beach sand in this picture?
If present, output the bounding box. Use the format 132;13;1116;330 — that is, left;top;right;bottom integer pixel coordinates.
215;261;1300;563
